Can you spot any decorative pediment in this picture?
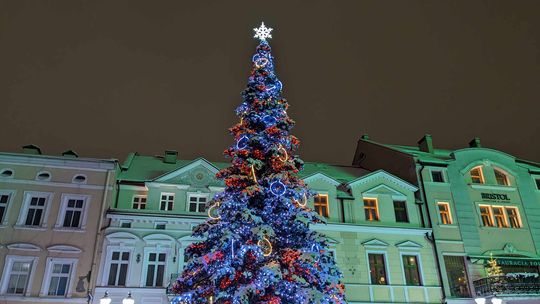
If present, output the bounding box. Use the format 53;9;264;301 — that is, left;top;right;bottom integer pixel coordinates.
395;240;423;249
105;232;140;245
348;170;417;192
177;235;203;245
303;173;340;187
7;243;42;252
143;233;175;245
364;184;406;197
47;245;82;253
362;239;389;248
153;158;219;184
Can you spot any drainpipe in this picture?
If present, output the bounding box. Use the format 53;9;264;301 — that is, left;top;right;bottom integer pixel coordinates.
417;163;447;302
338;198;345;223
88;168;114;302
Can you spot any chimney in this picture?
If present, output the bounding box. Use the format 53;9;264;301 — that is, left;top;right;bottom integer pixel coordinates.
163;150;178;164
360;134;370;140
22;144;42;155
417;134;434;153
62;150;79;158
469;137;482;148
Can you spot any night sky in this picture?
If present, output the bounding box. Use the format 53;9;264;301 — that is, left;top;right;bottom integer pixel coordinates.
1;1;539;165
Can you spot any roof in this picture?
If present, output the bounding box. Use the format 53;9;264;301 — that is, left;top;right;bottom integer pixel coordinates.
300;162;370;183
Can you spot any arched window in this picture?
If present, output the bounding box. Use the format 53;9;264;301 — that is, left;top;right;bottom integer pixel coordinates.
72;174;87;184
494;168;509;186
470;166;484;184
0;169;13;178
36;171;51;181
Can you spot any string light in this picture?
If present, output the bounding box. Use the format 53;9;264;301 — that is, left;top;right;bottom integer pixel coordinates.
207;201;221;220
251;164;258;183
278;144;288;162
258;236;272;256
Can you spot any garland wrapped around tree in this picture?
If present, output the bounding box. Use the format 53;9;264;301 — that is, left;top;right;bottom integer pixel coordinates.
170;23;346;304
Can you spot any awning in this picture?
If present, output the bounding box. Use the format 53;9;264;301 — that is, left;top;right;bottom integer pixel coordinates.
469;255;540;267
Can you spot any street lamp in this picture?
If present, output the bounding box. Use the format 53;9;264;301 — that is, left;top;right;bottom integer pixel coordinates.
100;291;112;304
474;298;486;304
122;292;135;304
491;296;502;304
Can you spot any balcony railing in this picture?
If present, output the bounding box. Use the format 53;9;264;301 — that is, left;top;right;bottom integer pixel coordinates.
474;275;540;296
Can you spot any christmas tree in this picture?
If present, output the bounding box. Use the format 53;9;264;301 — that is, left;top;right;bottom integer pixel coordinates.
171;23;346;304
486;254;502;277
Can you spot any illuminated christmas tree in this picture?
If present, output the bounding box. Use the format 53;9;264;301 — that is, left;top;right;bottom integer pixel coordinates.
486;254;503;277
170;23;346;304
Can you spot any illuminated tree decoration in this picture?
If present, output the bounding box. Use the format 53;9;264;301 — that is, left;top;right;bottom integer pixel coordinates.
171;22;346;304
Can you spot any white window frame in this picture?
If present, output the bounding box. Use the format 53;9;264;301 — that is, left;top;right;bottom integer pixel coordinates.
399;252;425;286
16;191;54;228
365;250;391;285
437;202;454;225
140;247;169;288
0;190;15;226
55;194;91;230
160;192;175;211
100;246;134;287
0;255;39;296
132;195;148;210
187;193;209;213
40;258;78;297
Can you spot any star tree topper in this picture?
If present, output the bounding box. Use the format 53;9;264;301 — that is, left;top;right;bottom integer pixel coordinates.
253;22;273;41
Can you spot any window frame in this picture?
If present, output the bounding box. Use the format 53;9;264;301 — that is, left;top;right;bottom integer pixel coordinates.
55;194;91;230
0;190;15;225
0;168;14;178
400;253;424;286
40;258;78;297
437;202;453;225
479;205;494;227
493;168;510;186
393;200;409;223
36;171;52;181
431;170;445;183
491;206;508;228
0;255;39;296
505;206;522;228
313;193;330;218
160;192;175;211
101;247;133;287
132;195;148;210
470;166;485;184
363;198;380;221
141;249;168;288
187;193;209;213
16;191;53;228
366;251;390;285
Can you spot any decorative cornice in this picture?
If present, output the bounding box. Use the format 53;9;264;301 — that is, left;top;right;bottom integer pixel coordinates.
347;170;418;192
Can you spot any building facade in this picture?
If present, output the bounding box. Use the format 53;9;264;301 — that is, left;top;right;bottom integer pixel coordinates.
354;134;540;304
92;151;442;304
0;145;117;304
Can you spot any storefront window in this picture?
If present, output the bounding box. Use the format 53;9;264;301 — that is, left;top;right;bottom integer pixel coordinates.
444;256;471;298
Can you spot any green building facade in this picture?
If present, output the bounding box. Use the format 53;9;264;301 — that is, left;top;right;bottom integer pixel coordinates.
354;135;540;303
92;151;442;304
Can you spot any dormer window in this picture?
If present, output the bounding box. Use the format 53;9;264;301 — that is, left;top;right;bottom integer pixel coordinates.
494;169;509;186
0;169;13;178
36;172;51;181
470;166;484;184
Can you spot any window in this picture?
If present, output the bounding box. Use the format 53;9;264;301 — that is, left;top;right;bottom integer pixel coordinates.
132;196;147;210
0;169;13;178
368;253;388;285
72;175;86;184
479;205;494;227
44;260;75;296
107;251;130;286
1;256;37;295
470;166;484;184
506;207;522;228
145;253;166;287
120;221;132;228
155;222;166;230
494;169;509;186
160;193;174;211
393;200;408;223
364;198;379;221
188;194;207;213
314;194;329;218
62;198;85;228
402;255;422;286
492;206;507;228
536;178;540;190
24;196;47;226
0;192;11;223
437;202;453;225
36;171;51;181
431;170;445;183
444;256;471;297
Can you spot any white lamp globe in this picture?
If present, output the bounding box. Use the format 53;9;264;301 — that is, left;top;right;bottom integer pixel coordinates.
100;291;112;304
122;292;135;304
474;298;486;304
491;297;502;304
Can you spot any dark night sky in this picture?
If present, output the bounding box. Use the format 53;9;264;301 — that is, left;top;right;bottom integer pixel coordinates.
0;1;539;165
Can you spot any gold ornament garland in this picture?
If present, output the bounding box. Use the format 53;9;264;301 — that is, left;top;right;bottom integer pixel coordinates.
207;201;221;220
277;144;288;162
258;236;272;256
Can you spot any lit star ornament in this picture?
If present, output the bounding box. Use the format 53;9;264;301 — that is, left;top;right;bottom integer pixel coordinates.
253;22;273;41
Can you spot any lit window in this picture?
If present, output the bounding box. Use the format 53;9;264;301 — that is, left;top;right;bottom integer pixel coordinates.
368;253;388;285
24;196;47;226
437;202;453;225
314;194;329;218
188;195;207;213
45;261;73;296
494;169;509;186
3;258;34;295
492;206;507;228
402;255;422;286
132;196;147;210
145;253;166;287
62;198;85;228
0;192;11;223
506;207;521;228
393;200;408;223
364;198;379;221
107;251;129;286
431;171;444;183
479;205;494;227
160;193;174;211
470;166;484;184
